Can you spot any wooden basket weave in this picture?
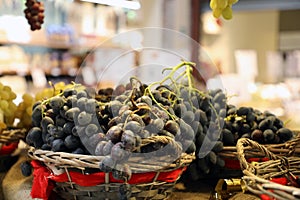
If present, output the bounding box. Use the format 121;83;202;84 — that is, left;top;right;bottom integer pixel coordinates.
28;135;195;200
236;138;300;200
219;131;300;161
0;128;27;144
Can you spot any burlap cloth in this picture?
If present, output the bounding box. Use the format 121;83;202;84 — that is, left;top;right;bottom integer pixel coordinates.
2;155;37;200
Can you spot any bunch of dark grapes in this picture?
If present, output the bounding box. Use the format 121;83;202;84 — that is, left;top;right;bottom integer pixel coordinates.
177;88;227;180
26;87;95;155
182;88;294;181
223;105;293;145
95;81;196;181
24;0;44;31
25;79;198;185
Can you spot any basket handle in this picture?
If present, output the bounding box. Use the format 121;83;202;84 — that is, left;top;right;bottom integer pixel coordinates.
236;138;287;172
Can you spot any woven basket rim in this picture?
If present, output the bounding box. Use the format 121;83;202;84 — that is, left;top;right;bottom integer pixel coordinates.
236;138;300;200
218;130;300;159
27;135;196;172
0;128;27;144
28;146;195;171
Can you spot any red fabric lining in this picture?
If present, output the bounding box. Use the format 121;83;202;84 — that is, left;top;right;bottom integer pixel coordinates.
260;177;289;200
30;160;186;200
224;157;269;169
0;142;18;155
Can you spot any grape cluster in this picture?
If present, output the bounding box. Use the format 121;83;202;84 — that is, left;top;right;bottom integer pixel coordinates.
24;0;45;31
94;81;199;179
15;93;35;130
185;89;227;178
210;0;239;20
183;88;294;180
16;82;80;131
26;86;92;154
0;82;18;130
223;105;293;145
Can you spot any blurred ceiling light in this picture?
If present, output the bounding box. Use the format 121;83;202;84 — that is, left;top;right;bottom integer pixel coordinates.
80;0;141;10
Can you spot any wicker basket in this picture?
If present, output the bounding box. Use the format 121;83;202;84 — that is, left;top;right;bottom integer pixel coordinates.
236;138;300;200
0;128;27;144
216;131;300;174
219;131;300;160
28;135;195;200
0;128;27;172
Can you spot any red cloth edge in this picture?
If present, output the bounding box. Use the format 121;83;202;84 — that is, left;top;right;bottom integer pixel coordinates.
30;160;186;199
224;157;269;170
0;142;18;155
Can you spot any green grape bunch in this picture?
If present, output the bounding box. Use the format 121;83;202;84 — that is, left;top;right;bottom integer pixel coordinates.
0;82;18;131
210;0;239;20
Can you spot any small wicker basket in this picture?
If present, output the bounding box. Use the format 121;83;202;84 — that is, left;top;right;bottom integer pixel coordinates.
236;138;300;200
28;135;195;200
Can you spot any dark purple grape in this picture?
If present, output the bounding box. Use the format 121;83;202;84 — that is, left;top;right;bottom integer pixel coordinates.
251;129;264;143
21;161;32;177
197;158;210;174
63;122;75;135
164;120;179;136
77;90;88;99
41;116;54;131
85;98;98;113
66;95;77;107
85;123;99;137
208;151;217;165
277;128;293;142
41;143;51;150
31;104;44;127
72;147;85;154
185;141;196;154
26;127;42;146
114;84;126;96
49;96;65;110
108;116;122;128
77;111;92;126
55;115;67;127
221;128;234;146
88;133;107;150
65;107;80;121
182;110;195;124
64;135;81;150
77;97;88;110
212;141;223;152
106;126;123;144
51;139;67;152
95;141;108;156
236;106;251;116
63;88;76;98
99;156;115;173
110;142;130;162
263;129;275;143
124;121;143;134
121;130;136;151
102;140;114;156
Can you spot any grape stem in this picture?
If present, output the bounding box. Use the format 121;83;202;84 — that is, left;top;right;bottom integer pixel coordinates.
144;61;196;120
